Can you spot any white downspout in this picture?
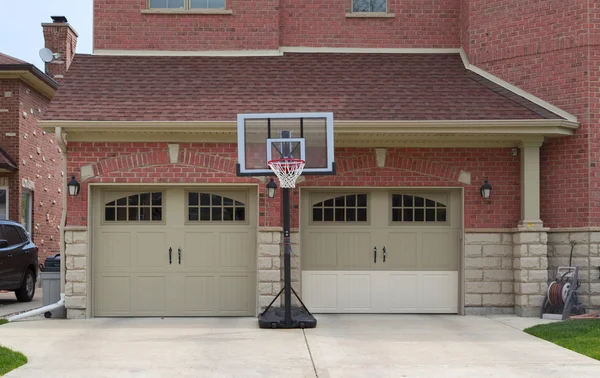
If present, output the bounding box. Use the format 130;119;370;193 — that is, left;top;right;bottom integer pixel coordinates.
8;294;65;322
8;128;69;322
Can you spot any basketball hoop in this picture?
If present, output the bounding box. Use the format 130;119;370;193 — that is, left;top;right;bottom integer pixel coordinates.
268;158;306;188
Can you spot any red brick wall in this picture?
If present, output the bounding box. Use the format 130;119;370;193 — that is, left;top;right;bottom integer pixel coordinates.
0;79;62;259
93;0;461;50
18;83;63;258
93;0;280;51
462;0;591;228
279;0;461;48
67;142;520;229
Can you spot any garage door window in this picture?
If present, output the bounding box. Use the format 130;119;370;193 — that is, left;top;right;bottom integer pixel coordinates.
391;194;446;223
104;192;163;222
187;192;246;222
312;194;367;222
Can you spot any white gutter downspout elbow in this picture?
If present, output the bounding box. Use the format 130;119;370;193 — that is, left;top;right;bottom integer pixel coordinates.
7;294;65;322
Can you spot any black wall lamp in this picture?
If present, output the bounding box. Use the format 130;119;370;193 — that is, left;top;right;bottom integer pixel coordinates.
266;178;277;199
480;179;492;199
67;175;80;196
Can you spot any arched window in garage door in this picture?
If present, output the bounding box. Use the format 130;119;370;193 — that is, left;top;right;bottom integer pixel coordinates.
391;194;447;223
104;192;163;222
187;192;246;222
311;193;368;222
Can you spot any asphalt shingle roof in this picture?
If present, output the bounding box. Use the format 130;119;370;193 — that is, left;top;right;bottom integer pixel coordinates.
43;53;563;122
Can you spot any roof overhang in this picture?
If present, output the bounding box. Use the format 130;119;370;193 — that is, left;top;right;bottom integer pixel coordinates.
0;65;58;99
40;119;579;147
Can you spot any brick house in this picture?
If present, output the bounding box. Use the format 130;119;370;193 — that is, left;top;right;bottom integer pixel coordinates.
0;41;66;262
40;1;599;319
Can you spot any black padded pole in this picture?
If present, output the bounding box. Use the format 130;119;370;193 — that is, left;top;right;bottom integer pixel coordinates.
283;187;292;327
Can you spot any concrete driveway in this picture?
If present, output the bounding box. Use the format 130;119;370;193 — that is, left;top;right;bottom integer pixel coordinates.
1;315;599;377
0;289;43;318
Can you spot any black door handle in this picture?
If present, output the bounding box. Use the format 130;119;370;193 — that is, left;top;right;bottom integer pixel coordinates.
383;246;386;263
178;247;182;265
373;247;377;263
169;247;172;264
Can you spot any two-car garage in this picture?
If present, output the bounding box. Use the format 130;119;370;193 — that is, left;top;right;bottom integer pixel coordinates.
91;187;460;317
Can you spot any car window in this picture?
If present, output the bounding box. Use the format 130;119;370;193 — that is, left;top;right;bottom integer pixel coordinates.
4;225;23;247
0;225;4;242
16;226;29;242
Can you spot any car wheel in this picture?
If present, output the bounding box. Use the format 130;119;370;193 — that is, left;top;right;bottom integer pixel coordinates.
15;269;36;303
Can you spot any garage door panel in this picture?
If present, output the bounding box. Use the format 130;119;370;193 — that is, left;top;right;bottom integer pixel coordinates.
302;273;338;311
421;232;458;270
99;232;131;269
219;232;251;269
97;276;131;315
218;275;253;314
385;232;418;269
338;232;371;269
183;275;215;313
340;273;372;311
132;276;167;314
307;233;337;269
419;272;458;313
384;273;419;311
183;232;217;268
135;232;168;268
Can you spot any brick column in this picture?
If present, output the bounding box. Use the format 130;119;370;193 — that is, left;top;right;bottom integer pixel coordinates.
64;228;88;319
513;230;548;317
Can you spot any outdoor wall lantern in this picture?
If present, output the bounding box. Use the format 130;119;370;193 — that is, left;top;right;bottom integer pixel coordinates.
67;175;80;196
266;178;277;199
480;179;492;200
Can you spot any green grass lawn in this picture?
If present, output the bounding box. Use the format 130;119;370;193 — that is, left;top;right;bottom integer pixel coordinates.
0;346;27;376
525;319;600;361
0;319;28;375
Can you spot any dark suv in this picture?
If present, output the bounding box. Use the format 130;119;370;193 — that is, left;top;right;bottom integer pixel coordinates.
0;220;38;302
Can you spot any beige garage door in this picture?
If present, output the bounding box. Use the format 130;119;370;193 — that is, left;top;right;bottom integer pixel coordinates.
302;190;460;313
93;187;256;317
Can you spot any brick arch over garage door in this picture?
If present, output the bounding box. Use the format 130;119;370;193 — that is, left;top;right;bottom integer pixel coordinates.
302;153;465;185
85;150;258;181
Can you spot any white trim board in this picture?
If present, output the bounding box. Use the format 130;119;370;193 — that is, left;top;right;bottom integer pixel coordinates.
459;49;577;122
93;47;462;57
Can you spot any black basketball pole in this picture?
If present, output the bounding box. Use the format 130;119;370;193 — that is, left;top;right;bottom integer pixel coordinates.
282;187;292;327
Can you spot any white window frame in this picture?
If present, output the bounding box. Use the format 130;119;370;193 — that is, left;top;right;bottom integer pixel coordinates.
21;189;32;235
0;187;8;220
147;0;226;10
351;0;388;13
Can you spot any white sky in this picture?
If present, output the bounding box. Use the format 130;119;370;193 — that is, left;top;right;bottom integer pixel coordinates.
0;0;93;70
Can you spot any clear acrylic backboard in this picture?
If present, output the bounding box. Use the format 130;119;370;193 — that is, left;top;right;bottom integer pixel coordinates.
236;112;335;176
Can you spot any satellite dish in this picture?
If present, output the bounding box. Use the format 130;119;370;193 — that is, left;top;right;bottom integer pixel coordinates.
39;48;54;63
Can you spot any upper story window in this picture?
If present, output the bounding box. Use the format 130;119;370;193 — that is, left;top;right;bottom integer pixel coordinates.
149;0;225;9
352;0;387;13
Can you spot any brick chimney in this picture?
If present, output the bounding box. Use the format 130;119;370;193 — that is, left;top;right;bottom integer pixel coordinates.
41;16;78;83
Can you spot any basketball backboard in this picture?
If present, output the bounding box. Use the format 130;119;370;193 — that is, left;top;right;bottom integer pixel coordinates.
236;113;335;176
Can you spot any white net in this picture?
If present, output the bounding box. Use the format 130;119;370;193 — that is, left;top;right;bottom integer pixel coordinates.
268;158;306;188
